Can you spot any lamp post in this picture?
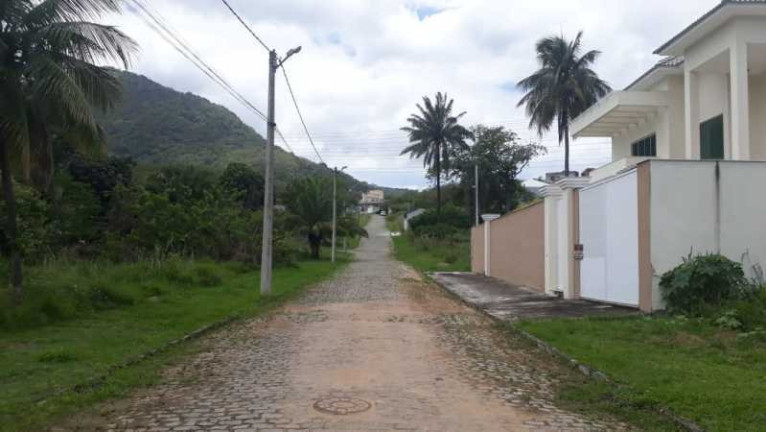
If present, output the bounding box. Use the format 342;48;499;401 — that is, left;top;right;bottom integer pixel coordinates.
332;166;348;263
260;46;302;296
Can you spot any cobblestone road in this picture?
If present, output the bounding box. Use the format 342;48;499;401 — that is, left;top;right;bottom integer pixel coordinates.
94;216;626;432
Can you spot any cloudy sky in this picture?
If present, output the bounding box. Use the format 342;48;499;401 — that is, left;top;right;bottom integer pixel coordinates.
107;0;721;189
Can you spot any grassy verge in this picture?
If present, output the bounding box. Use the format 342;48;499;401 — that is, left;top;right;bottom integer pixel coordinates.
0;258;347;432
518;316;766;432
391;234;470;273
386;212;403;233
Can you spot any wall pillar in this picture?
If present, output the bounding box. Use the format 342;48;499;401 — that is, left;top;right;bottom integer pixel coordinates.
541;186;562;296
730;41;751;160
684;68;700;159
553;177;590;299
484;221;491;276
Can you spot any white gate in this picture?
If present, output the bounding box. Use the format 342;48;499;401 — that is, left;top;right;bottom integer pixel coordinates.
579;170;639;307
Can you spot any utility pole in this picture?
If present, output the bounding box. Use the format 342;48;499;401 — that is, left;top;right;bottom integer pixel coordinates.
260;46;301;295
331;166;347;263
474;163;480;227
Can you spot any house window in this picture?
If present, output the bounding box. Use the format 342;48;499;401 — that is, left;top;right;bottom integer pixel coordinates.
631;134;657;157
700;115;724;160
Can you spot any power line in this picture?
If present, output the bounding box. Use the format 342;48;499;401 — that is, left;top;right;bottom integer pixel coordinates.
218;0;271;53
275;127;295;154
280;65;325;165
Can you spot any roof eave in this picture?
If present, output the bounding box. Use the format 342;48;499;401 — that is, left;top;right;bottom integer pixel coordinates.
654;1;766;56
654;2;728;56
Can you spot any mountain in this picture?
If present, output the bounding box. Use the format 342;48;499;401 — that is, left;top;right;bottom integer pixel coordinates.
100;70;408;196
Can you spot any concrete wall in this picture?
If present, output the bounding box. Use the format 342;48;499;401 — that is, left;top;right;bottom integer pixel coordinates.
470;202;546;291
648;160;766;310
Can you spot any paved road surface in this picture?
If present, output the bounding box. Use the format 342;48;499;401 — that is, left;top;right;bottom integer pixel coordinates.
94;216;624;432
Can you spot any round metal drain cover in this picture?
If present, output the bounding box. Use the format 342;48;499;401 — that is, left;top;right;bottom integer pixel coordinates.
313;397;372;415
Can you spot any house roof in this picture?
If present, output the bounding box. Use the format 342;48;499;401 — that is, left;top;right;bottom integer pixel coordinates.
655;0;766;56
624;56;684;91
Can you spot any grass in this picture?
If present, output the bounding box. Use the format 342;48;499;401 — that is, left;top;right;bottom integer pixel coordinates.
386;212;403;233
391;234;470;273
518;315;766;432
0;257;347;432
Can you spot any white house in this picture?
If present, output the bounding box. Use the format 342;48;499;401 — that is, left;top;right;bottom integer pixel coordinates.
359;189;385;214
572;0;766;177
494;0;766;312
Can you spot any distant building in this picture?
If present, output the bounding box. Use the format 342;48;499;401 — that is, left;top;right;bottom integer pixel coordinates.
359;189;385;214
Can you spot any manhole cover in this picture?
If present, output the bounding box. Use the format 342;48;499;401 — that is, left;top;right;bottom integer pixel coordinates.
313;396;372;415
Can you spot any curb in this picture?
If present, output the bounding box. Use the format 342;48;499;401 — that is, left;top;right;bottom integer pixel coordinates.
428;272;706;432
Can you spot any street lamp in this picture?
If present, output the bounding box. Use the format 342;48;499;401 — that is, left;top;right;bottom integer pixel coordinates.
260;45;302;296
332;166;348;263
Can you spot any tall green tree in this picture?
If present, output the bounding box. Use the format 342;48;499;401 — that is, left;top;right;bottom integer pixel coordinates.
449;125;546;216
401;92;470;216
517;31;610;176
0;0;136;302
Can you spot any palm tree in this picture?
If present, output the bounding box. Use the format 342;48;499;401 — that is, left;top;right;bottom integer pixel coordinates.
517;31;611;176
0;0;136;302
401;92;470;216
285;177;367;259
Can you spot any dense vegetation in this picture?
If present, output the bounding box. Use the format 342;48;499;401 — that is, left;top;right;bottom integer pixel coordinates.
1;151;368;329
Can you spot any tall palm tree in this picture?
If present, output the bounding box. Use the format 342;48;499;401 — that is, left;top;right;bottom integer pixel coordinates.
401;92;470;216
517;31;611;176
0;0;136;302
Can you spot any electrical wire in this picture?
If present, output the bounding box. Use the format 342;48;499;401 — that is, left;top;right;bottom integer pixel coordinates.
218;0;272;53
280;65;326;165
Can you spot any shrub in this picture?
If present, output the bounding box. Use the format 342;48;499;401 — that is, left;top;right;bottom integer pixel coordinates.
413;223;460;239
718;286;766;331
660;254;748;315
408;205;469;235
193;264;224;287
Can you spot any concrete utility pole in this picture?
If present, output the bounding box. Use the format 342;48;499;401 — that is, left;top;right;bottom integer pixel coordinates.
331;166;347;263
260;46;301;295
474;163;480;227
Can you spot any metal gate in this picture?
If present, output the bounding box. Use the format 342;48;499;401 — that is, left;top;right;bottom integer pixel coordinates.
579;170;639;307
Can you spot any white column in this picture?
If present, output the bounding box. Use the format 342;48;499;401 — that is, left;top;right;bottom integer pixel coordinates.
730;41;751;160
484;221;490;277
684;68;700;159
542;187;562;296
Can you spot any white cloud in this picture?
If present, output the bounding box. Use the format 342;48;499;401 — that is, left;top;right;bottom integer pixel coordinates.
108;0;721;188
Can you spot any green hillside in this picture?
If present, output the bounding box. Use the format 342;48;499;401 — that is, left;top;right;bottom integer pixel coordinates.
100;71;407;195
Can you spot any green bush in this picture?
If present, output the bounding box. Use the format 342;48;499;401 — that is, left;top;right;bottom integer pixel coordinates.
413;223;461;239
0;183;49;261
660;254;748;315
408;205;469;236
193;264;224;287
717;286;766;332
